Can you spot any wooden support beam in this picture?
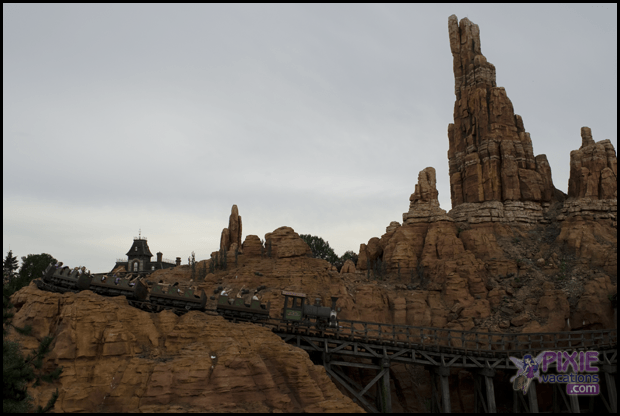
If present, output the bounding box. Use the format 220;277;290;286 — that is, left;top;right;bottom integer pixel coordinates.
324;365;378;413
431;372;440;413
527;382;538;413
569;392;580;413
360;368;388;398
329;360;381;370
440;374;451;413
331;365;365;393
513;390;520;413
474;375;487;413
484;375;496;413
377;366;392;413
604;370;617;413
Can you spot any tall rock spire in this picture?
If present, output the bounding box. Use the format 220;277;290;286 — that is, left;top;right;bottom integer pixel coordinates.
447;15;556;209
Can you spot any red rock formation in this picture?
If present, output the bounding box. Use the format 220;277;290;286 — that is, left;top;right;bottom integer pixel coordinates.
403;167;453;224
447;15;558;208
264;226;312;259
558;128;617;228
220;204;242;253
241;234;263;257
567;127;617;200
340;259;356;274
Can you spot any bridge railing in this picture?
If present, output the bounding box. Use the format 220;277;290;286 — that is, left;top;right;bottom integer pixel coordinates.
335;319;617;354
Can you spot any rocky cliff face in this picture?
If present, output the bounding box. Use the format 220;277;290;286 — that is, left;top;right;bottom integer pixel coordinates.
8;283;362;413
447;15;562;223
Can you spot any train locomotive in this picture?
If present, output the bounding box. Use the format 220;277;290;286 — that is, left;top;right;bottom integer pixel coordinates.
280;291;339;330
37;264;339;330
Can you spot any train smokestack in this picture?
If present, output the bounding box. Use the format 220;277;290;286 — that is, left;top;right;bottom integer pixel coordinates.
331;296;338;309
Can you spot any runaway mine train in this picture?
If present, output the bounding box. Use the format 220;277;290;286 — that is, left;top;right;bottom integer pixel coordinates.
38;264;339;329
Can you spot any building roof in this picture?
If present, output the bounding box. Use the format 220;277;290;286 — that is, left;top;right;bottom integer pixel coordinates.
126;237;153;257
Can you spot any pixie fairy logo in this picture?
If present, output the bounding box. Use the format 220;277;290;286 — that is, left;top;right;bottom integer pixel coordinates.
509;353;545;394
509;351;600;396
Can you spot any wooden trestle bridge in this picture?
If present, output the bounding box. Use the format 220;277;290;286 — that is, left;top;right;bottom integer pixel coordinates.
262;319;617;413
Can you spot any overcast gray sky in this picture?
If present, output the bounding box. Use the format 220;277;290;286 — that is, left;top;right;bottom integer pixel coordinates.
4;4;617;273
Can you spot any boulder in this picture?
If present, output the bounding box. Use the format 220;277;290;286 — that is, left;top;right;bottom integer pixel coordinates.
264;226;311;259
241;235;263;258
340;259;356;274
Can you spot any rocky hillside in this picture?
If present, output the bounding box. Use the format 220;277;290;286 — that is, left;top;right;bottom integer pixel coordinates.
8;283;363;413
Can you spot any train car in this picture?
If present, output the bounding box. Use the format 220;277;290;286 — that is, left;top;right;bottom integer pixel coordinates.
42;264;82;291
149;285;207;311
216;294;270;321
78;273;148;301
281;290;338;330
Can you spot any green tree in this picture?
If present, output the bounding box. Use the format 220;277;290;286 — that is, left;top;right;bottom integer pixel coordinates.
335;250;358;272
189;252;196;281
198;261;207;283
299;234;338;265
5;254;56;296
4;253;61;413
3;250;19;283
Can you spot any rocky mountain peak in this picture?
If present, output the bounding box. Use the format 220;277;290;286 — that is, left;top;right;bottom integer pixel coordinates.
447;15;559;212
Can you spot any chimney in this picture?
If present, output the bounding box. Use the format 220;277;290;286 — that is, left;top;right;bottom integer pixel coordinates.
175;257;181;266
157;252;163;263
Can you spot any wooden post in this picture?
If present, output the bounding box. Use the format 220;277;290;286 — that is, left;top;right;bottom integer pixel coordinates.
479;367;496;413
484;375;496;413
378;364;392;413
528;382;539;413
604;369;617;413
436;366;451;413
569;392;580;413
513;389;519;413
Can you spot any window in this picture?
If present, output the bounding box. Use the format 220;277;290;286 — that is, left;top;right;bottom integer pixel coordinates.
151;266;155;270
133;262;139;271
135;247;138;252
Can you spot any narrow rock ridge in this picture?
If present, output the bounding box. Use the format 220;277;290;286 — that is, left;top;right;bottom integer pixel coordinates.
403;167;452;224
447;15;559;217
219;204;243;253
558;127;617;226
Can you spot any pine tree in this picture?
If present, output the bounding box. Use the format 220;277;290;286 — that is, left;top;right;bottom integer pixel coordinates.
190;252;196;281
198;261;207;282
4;253;62;412
299;234;338;264
3;250;19;284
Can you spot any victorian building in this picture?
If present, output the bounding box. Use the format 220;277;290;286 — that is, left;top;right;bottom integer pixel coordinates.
112;234;180;274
